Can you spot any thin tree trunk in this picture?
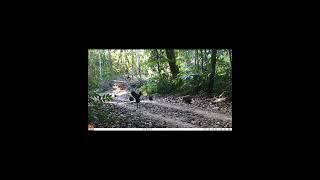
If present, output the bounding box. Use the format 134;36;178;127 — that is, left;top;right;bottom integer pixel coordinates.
229;49;232;77
99;50;102;80
136;49;141;79
200;50;203;71
125;50;129;74
155;50;161;75
118;50;122;66
108;50;113;79
195;50;198;68
201;49;205;72
131;49;134;80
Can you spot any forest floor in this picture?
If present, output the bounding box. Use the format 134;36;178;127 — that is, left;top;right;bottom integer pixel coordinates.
93;80;232;128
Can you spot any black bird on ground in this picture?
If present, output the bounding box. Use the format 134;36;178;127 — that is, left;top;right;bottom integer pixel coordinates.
131;91;142;108
148;96;153;101
182;95;192;104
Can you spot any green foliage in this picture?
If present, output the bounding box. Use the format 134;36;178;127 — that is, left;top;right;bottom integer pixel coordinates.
213;74;232;96
88;91;112;105
212;50;232;97
177;73;207;94
88;73;112;123
140;49;232;97
141;74;176;95
89;49;232;99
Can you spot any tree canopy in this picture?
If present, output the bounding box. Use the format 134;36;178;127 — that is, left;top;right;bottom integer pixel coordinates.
89;49;231;97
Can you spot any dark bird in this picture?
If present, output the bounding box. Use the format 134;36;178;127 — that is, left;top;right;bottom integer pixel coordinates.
129;97;134;101
131;91;142;108
182;95;192;104
148;96;153;101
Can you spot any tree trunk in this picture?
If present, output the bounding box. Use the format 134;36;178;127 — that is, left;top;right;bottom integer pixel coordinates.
108;50;113;79
126;50;130;74
131;50;134;80
165;49;179;79
99;51;102;80
201;49;205;72
136;49;141;79
208;49;217;95
200;50;203;71
229;49;232;78
155;50;161;76
195;50;198;68
118;50;122;66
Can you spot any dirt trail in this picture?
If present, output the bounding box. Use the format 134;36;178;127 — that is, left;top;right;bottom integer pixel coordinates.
143;101;231;121
96;80;232;128
108;101;197;128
